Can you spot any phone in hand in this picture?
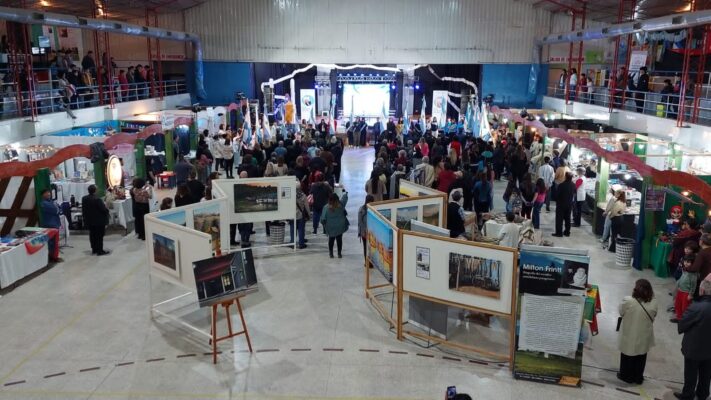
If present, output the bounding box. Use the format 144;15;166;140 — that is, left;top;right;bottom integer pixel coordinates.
446;386;457;399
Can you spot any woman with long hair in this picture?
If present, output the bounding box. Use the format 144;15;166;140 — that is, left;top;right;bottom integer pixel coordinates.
618;279;657;384
365;170;386;202
309;172;332;234
130;177;152;240
519;173;536;219
222;136;234;178
607;190;627;252
321;192;349;258
472;172;491;224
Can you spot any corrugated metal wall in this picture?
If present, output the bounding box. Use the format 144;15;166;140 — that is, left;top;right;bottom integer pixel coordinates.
184;0;552;63
82;12;186;64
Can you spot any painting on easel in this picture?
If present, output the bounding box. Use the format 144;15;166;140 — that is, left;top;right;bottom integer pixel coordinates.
193;249;258;307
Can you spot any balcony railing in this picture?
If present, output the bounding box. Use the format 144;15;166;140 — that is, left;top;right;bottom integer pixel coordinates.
546;84;711;126
0;68;187;120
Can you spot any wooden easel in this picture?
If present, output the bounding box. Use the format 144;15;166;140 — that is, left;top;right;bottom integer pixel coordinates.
209;296;252;364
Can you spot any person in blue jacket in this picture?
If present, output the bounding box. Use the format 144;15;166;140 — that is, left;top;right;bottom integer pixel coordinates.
321;191;349;258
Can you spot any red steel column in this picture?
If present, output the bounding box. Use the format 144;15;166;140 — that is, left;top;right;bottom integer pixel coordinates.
608;0;625;112
154;13;164;100
6;22;24;118
565;13;576;104
692;25;709;123
146;9;155;99
677;0;698;127
619;0;636;108
575;3;587;101
19;18;36;120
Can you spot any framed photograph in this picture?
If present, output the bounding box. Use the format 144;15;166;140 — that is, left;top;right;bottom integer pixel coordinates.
193;249;258;308
449;252;501;299
151;233;180;279
367;209;394;282
422;204;440;227
395;206;418;230
193;203;222;256
416;246;430;279
157;210;187;227
233;182;279;213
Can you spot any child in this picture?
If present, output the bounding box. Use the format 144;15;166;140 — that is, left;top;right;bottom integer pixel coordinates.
507;188;523;215
675;240;700;280
498;212;520;248
672;254;698;323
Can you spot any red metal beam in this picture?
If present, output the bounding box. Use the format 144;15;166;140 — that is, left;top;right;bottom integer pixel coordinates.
575;2;587;100
677;0;698;127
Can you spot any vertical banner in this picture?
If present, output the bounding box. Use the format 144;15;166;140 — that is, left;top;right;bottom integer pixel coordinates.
300;89;316;124
431;90;448;125
513;246;590;387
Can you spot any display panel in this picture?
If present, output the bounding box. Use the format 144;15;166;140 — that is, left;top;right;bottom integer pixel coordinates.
343;84;390;117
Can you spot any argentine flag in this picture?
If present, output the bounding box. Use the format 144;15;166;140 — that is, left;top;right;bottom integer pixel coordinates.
329;94;336;135
402;98;409;137
420;96;426;134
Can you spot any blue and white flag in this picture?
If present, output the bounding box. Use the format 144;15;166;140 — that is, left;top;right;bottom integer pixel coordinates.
262;104;271;143
329;94;337;135
242;101;252;145
480;103;491;141
402;98;409;137
420;96;426;133
381;101;388;124
349;95;354;126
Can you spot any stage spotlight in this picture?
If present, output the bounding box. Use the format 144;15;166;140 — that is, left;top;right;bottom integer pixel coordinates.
314;83;319;89
415;83;420;90
391;83;396;90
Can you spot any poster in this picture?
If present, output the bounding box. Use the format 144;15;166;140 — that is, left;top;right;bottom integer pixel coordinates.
628;50;648;72
233;183;279;213
395;206;418;230
367;209;394;282
644;188;666;211
431;90;449;126
193;203;222;256
415;246;430;279
448;252;501;299
513;246;590;387
193;249;258;308
299;89;316;123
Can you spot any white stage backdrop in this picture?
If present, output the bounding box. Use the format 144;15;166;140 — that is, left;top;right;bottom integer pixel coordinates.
431;90;448;124
300;89;316;122
343;84;390;118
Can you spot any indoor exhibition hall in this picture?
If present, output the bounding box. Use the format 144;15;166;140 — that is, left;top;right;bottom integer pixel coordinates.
2;0;711;399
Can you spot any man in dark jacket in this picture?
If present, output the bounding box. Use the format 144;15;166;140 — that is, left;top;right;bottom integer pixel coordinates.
553;172;575;237
675;280;711;400
82;185;109;255
446;192;466;238
635;66;650;113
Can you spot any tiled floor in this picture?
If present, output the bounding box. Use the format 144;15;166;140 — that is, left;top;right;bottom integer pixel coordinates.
0;148;685;399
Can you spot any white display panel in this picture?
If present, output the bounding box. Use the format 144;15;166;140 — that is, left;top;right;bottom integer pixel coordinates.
145;217;213;290
401;233;516;315
342;84;390;117
212;177;297;225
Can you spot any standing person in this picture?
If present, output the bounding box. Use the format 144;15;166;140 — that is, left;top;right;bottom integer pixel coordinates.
532;178;547;229
675;280;711;400
573;167;587;227
82;185;109;255
579;73;588;103
117;69;128;101
174;183;194;207
472;172;492;223
519;173;535;220
690;234;711;299
358;195;375;259
660;79;675;118
600;188;618;247
81;51;96;76
552;172;575;237
635;66;650;113
672;255;699;323
539;156;554;212
222;136;235;178
568;68;578;100
174;155;192;186
309;172;332;235
39;189;61;260
617;279;657;385
186;170;205;202
365;170;387;202
614;66;628;109
130;178;151;240
607;191;627;253
557;69;567;97
292;180;309;249
321;191;349;258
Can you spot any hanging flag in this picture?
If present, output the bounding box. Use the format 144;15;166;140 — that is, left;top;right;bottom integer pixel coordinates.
329;94;337;135
402;97;409;137
262;104;271;143
349;95;354;126
464;101;473;132
310;101;316;125
242;100;252;145
382;101;388;125
420;96;426;134
480;103;491;141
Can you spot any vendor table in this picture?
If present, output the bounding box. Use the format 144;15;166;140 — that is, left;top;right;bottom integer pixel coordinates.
650;238;672;278
111;199;134;231
55;180;95;202
0;239;49;289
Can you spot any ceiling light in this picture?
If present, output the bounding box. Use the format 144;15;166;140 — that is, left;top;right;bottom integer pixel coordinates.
682;190;690;197
39;0;50;6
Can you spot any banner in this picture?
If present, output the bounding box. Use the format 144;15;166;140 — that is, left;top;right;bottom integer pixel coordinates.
644;188;666;211
431;90;448;126
513;246;590;387
299;89;316;124
628;50;648;72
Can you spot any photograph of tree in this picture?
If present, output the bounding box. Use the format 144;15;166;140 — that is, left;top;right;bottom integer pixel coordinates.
153;233;178;272
422;204;440;226
448;252;501;299
395;206;418;230
193;203;222;256
233;183;279;213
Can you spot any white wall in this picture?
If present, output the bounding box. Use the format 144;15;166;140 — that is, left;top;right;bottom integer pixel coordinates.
0;93;190;146
184;0;552;63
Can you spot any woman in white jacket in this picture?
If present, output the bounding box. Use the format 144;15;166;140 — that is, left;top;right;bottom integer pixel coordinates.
221;136;235;178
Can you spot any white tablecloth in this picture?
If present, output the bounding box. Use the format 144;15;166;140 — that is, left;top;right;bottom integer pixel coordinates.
56;180;95;203
0;243;49;289
483;220;503;239
111;199;134;229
